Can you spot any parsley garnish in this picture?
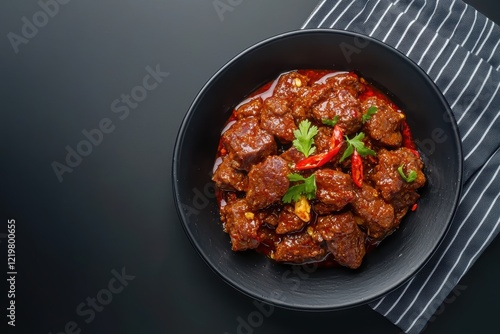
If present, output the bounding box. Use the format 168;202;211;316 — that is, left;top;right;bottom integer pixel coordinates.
282;173;316;203
322;115;339;127
362;106;378;124
293;119;318;157
397;165;417;182
339;132;376;162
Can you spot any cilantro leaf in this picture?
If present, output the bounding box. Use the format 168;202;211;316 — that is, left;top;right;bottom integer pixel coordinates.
322;115;339;127
339;143;354;163
282;173;316;203
287;173;307;182
339;132;376;162
397;165;417;182
293;120;319;157
362;106;378;124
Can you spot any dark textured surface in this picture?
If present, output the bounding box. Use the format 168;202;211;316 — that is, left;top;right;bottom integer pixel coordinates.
1;1;498;333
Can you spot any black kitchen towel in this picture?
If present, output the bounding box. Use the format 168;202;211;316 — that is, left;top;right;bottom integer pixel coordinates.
303;0;500;333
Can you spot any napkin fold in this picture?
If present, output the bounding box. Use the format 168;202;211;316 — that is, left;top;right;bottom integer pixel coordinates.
303;0;500;333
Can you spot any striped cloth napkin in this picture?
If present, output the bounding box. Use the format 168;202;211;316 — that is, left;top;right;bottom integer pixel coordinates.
302;0;500;333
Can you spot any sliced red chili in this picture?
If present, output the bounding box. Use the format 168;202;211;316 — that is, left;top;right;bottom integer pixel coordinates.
295;125;344;170
401;119;420;158
351;149;363;187
411;203;418;211
295;151;332;170
329;124;344;151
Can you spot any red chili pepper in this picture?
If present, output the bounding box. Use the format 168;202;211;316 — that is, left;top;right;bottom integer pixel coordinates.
295;125;344;170
351;149;363;187
401;119;420;158
329;124;344;150
295;151;333;170
411;203;418;211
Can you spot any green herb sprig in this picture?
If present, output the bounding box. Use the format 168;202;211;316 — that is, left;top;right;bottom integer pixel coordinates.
322;115;339;127
293;120;318;157
362;106;378;124
397;165;417;182
339;132;376;162
282;173;316;203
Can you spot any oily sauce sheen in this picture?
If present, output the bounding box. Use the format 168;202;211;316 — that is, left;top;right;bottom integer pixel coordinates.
212;69;426;269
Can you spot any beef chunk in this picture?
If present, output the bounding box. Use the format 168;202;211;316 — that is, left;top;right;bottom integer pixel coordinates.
372;148;426;204
315;169;355;211
260;96;297;142
273;232;325;263
314;212;356;241
311;89;362;135
246;156;290;210
312;202;341;215
233;97;263;119
314;126;334;155
372;148;425;225
313;212;366;269
290;72;364;122
222;199;261;251
291;82;334;121
257;208;279;227
280;146;305;165
276;204;307;234
212;156;247;191
363;96;404;147
351;183;396;239
222;117;277;171
324;72;365;98
273;71;310;99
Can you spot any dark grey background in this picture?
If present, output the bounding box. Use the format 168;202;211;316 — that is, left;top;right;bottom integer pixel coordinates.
1;0;499;333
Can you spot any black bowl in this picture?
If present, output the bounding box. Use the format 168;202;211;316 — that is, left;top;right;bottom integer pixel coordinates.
172;29;462;310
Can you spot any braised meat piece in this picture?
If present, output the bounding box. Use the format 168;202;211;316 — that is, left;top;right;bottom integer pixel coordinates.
222;117;277;171
372;148;426;200
363;96;404;147
273;71;310;99
292;83;334;121
260;96;297;142
276;204;307;234
312;212;366;269
325;72;365;98
273;232;325;263
257;208;279;227
222;199;261;251
315;169;355;211
212;156;247;192
372;148;426;207
351;183;396;239
311;89;362;135
233;97;263;119
246;156;290;210
280;146;305;165
313;126;334;155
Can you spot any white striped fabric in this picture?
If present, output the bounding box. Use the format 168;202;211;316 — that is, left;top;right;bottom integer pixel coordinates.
302;1;500;333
